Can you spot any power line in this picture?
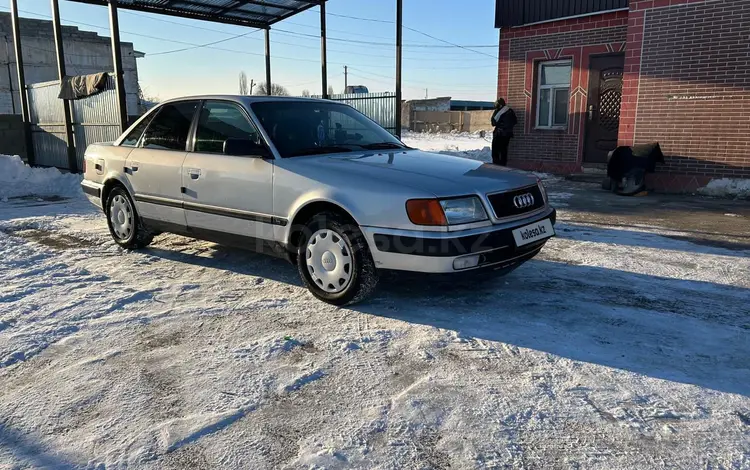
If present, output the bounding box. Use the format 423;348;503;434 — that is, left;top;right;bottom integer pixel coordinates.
348;68;493;91
325;12;394;24
403;25;498;59
3;6;499;83
298;9;499;60
275;28;496;49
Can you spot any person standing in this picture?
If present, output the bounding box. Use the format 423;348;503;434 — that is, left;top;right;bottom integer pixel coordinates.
490;98;517;166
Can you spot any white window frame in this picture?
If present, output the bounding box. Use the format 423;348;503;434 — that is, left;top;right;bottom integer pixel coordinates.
535;60;572;130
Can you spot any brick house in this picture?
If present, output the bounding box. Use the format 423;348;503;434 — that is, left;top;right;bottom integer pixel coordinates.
495;0;750;192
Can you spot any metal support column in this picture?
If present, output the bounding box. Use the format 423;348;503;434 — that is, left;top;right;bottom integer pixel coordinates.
51;0;78;172
320;0;328;98
265;28;271;96
395;0;403;138
109;0;128;133
9;0;34;165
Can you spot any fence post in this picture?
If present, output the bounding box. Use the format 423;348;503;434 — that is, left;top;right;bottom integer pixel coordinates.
9;0;35;165
265;28;271;96
320;0;328;99
109;0;128;133
50;0;78;172
395;0;402;138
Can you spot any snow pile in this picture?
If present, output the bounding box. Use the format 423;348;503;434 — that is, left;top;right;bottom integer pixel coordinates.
0;155;82;200
402;130;491;153
438;147;492;162
402;130;493;163
698;178;750;199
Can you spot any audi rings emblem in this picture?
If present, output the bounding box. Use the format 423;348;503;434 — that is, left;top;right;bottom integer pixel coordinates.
513;193;535;209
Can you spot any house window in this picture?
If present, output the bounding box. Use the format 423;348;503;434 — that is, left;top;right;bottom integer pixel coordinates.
536;61;572;129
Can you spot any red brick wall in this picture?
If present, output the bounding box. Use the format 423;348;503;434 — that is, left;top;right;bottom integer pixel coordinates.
621;0;750;191
498;12;628;174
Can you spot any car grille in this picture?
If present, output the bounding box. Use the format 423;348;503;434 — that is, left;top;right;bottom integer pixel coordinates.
487;184;545;219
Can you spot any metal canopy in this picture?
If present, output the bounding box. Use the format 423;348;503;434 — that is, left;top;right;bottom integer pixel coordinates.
66;0;323;28
10;0;405;171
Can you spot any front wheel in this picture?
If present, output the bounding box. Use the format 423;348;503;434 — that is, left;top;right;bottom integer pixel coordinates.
297;213;378;306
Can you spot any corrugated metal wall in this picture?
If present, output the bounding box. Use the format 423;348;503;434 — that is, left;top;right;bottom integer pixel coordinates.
27;81;69;169
496;0;628;27
71;75;123;165
27;74;122;170
313;92;398;134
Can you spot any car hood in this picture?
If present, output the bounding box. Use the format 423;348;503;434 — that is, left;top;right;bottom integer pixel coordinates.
300;149;539;197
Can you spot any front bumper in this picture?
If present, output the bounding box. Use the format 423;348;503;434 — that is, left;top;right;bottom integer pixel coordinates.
361;207;556;273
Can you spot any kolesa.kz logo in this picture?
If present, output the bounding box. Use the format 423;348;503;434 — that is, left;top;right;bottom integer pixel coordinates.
520;223;548;240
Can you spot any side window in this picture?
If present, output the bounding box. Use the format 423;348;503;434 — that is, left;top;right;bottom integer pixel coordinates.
328;110;380;144
142;101;198;151
536;61;572;129
194;101;260;153
120;114;154;147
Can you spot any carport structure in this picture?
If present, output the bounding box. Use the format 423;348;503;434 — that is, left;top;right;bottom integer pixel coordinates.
9;0;405;170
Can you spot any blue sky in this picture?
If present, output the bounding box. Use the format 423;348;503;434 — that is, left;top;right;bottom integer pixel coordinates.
15;0;500;101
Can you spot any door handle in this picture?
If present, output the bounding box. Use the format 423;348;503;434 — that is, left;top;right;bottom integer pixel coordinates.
188;168;201;180
588;104;596;121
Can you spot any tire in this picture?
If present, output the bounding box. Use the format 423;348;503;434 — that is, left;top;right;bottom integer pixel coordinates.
296;212;378;306
105;186;153;249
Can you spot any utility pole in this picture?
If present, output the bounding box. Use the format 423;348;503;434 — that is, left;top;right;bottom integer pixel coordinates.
344;65;348;90
249;79;255;95
425;88;428;99
395;0;403;138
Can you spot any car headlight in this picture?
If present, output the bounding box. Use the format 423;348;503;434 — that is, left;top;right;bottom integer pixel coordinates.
537;180;548;205
440;197;488;225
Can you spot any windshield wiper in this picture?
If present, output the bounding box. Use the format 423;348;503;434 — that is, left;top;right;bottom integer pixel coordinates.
288;146;357;157
359;142;408;150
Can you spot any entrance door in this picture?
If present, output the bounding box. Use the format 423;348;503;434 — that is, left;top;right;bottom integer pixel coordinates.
584;54;624;164
182;100;275;241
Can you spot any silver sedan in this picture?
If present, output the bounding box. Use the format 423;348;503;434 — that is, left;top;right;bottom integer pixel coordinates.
81;96;556;305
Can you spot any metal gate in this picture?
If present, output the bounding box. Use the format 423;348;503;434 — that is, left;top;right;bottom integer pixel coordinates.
27;74;122;171
314;92;398;135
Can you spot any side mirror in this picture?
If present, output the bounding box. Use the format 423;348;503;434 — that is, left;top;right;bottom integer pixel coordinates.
223;138;270;158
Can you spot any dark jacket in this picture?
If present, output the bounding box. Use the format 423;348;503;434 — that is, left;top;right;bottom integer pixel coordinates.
491;107;518;138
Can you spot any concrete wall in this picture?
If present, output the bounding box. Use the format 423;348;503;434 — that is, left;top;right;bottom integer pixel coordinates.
410;110;495;133
0;13;140;116
0;114;25;158
401;97;452;128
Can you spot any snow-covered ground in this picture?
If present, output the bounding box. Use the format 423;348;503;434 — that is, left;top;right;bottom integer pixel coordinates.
1;140;750;469
699;178;750;199
402;130;493;164
0;155;82;200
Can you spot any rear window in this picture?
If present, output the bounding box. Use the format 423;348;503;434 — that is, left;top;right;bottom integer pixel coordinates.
142;101;198;151
120;114;154;147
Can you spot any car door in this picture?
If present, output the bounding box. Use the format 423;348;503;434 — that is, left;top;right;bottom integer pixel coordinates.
182;100;275;241
125;100;198;227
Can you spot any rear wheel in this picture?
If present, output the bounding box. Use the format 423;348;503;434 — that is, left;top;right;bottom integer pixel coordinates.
106;186;153;249
297;212;378;305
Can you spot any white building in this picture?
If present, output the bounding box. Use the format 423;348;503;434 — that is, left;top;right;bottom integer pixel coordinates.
0;12;142;117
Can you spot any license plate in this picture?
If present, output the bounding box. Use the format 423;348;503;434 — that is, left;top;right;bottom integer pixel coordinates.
512;219;555;247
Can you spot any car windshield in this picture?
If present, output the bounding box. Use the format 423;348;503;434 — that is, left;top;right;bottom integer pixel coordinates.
250;100;405;158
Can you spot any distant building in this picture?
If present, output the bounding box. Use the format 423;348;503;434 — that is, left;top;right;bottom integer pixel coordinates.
0;12;143;116
495;0;750;191
344;85;369;94
450;100;494;111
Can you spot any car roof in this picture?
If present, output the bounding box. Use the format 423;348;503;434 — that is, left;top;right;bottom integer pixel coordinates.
159;95;332;105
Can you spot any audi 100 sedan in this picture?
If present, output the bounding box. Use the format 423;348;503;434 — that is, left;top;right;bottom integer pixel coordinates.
81;96;556;305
